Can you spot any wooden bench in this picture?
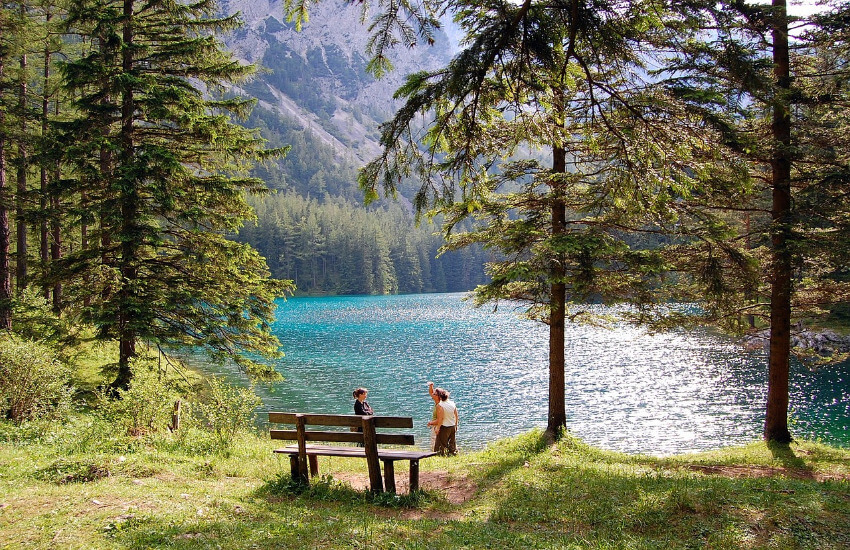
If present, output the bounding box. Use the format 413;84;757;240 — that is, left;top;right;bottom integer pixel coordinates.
268;412;437;493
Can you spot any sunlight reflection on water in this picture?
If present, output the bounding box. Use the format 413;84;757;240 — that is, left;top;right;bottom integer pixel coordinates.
205;293;848;455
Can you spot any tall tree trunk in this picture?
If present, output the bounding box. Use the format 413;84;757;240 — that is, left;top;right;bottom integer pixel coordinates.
112;0;137;390
547;142;568;438
765;0;793;444
95;33;112;311
40;27;50;302
81;190;90;308
51;69;61;314
16;45;27;293
0;58;12;330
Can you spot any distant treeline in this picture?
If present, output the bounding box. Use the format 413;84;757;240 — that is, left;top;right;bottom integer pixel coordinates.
236;193;490;295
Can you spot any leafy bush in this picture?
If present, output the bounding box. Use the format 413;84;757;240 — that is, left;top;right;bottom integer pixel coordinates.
11;288;72;346
0;334;72;423
193;376;261;451
96;361;180;438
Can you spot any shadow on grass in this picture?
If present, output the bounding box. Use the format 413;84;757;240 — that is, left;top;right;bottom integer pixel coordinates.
106;460;850;550
768;440;813;476
471;429;551;483
483;449;850;548
255;471;435;509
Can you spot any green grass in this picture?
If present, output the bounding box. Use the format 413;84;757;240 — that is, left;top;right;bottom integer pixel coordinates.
2;341;848;549
0;425;847;549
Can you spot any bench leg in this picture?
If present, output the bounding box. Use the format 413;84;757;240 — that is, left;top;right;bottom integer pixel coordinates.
289;455;305;483
309;455;319;477
382;460;396;493
409;460;420;492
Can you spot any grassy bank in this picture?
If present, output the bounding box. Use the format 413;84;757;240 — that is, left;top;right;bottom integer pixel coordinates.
2;339;848;548
1;422;848;549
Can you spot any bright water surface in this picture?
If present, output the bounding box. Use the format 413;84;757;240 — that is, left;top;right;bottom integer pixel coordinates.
202;293;849;455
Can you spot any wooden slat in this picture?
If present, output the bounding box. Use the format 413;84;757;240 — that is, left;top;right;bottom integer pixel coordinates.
275;446;366;458
267;413;361;427
373;416;413;429
273;445;437;461
270;430;414;446
271;430;362;443
375;450;438;460
270;429;296;441
268;412;413;429
268;412;298;424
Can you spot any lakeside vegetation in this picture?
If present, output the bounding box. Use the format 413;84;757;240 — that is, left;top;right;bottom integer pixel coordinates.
1;336;848;549
236;193;489;296
1;2;849;547
2;418;848;549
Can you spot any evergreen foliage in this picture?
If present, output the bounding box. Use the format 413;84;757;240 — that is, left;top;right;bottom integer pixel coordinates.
661;0;850;442
236;192;488;295
57;0;292;387
359;0;753;437
283;0;440;77
352;0;850;445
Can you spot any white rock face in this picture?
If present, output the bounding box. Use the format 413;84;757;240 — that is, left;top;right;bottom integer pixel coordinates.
219;0;452;163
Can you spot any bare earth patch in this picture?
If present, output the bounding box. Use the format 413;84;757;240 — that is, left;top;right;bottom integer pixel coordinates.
332;470;476;503
686;464;850;482
331;470;477;519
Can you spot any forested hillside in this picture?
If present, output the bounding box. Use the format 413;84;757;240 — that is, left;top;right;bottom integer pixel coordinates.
237;193;488;295
216;2;481;294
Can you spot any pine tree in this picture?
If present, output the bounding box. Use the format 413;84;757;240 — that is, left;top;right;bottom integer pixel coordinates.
666;0;850;443
60;0;292;388
0;3;13;329
359;0;748;438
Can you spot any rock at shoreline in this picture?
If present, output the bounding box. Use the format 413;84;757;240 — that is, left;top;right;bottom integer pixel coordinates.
742;329;850;357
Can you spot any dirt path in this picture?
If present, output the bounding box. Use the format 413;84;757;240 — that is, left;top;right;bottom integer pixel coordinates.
332;470;477;504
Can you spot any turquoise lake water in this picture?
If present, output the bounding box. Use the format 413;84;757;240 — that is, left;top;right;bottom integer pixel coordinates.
202;292;849;455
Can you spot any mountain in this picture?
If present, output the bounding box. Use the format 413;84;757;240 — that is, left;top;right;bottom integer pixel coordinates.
220;1;454;190
216;2;489;295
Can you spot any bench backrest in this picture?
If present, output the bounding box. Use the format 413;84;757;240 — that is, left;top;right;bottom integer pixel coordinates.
268;412;416;446
268;412;417;492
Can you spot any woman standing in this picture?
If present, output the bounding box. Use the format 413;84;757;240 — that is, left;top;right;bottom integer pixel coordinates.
428;387;458;455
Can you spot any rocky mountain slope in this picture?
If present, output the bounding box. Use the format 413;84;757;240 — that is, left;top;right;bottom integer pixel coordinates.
220;0;454;172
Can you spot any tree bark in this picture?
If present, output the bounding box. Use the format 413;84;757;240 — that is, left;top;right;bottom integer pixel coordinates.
547;142;568;437
40;25;51;302
16;44;27;293
51;94;61;314
0;57;12;330
81;190;90;308
112;0;137;391
764;0;793;444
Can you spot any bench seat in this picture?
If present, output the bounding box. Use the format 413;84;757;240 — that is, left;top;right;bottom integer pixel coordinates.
274;444;437;492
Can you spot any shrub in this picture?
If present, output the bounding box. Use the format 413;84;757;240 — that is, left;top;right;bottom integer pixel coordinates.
97;360;180;437
193;376;261;451
0;334;72;423
11;288;71;346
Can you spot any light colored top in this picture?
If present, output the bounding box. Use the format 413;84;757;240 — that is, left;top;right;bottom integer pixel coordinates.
438;400;457;427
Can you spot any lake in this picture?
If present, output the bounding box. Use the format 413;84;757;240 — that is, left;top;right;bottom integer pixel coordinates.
200;292;849;455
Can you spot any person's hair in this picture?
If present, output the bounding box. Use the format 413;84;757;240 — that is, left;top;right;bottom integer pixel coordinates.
435;388;449;401
353;387;368;398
